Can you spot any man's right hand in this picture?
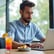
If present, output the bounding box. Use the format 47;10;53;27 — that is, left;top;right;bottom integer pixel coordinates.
30;43;44;48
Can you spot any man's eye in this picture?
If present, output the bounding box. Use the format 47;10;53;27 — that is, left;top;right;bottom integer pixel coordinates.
26;12;33;14
31;12;33;14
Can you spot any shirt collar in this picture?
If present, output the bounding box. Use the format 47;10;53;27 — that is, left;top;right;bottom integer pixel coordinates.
18;19;31;27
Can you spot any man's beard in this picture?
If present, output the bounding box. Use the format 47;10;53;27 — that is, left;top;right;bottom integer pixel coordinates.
22;17;31;23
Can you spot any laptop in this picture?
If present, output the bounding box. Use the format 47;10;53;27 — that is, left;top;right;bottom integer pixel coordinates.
31;29;54;51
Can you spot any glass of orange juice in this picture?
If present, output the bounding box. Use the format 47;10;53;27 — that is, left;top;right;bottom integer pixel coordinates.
6;37;12;50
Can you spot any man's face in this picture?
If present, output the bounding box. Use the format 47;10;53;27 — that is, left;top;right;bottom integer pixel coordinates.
20;6;33;23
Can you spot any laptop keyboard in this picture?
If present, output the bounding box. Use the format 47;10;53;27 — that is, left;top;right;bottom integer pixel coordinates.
31;47;44;51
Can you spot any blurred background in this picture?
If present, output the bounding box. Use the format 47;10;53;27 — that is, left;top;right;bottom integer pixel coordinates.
0;0;54;41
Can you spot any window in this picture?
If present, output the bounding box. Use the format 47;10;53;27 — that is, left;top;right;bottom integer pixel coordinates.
9;0;22;22
28;0;49;41
0;0;6;37
29;0;49;35
0;0;53;40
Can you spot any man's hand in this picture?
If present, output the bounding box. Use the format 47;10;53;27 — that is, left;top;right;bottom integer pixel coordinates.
12;41;25;49
30;43;44;48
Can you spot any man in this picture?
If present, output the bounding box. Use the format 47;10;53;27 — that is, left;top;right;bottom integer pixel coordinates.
8;1;45;49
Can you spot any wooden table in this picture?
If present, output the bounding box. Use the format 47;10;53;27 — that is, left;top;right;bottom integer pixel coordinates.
0;49;54;54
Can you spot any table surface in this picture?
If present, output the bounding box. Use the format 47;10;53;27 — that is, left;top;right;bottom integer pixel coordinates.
0;49;54;54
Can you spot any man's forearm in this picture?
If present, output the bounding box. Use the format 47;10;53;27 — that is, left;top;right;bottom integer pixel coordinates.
12;41;24;49
12;41;19;49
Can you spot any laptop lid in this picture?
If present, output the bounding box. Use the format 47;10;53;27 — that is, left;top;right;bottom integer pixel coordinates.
44;29;54;50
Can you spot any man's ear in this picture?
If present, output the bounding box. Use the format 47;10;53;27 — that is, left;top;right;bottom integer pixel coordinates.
19;10;23;14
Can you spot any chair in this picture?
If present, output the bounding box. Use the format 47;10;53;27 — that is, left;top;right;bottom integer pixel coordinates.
0;38;5;49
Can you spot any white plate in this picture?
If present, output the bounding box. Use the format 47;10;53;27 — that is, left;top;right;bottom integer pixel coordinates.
17;47;31;51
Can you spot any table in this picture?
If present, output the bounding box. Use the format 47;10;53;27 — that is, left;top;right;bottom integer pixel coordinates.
0;49;54;54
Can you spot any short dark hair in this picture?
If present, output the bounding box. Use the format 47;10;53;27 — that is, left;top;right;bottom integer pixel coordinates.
20;1;35;10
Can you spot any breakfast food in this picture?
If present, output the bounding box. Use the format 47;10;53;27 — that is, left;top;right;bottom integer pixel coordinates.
18;45;28;49
18;44;31;51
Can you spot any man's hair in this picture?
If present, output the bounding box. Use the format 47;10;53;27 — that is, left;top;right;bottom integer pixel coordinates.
20;1;35;11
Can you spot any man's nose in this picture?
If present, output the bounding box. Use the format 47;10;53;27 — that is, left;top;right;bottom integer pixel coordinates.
29;14;32;18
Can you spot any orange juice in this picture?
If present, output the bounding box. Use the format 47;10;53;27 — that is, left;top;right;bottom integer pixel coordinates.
6;37;12;50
